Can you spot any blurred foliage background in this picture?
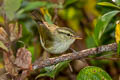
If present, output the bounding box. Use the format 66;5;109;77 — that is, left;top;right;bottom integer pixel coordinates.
0;0;120;80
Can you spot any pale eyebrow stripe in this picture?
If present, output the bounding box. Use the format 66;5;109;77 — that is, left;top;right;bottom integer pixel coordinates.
58;29;71;34
58;31;73;36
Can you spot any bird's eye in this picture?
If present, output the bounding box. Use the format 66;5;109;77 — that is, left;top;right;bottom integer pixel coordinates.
67;34;71;36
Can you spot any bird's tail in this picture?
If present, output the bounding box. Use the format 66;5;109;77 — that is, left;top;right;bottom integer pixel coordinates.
31;9;44;23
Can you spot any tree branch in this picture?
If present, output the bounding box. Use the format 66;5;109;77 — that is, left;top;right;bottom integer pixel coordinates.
32;43;117;70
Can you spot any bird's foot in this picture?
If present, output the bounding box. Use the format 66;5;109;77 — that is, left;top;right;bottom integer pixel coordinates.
70;48;78;54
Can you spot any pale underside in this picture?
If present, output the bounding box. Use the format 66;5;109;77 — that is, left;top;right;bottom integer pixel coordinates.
40;35;75;54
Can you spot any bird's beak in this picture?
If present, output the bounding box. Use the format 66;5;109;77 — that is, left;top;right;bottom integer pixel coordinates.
72;35;82;40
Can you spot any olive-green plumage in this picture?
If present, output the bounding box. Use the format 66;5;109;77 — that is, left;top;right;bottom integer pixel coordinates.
37;22;76;54
31;10;80;54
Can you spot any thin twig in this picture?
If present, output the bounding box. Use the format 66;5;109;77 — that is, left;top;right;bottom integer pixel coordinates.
85;57;120;61
33;43;117;70
53;8;58;23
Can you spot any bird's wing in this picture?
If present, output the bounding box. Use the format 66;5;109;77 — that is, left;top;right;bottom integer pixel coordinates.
37;23;54;48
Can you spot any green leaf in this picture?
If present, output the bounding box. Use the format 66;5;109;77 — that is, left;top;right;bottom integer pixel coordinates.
77;66;112;80
0;41;8;52
86;35;96;48
18;1;61;14
36;61;70;79
22;1;47;12
64;0;78;7
17;1;62;16
117;42;120;55
97;2;120;9
4;0;22;20
28;46;35;62
45;3;63;9
44;14;53;24
94;10;120;45
115;0;120;5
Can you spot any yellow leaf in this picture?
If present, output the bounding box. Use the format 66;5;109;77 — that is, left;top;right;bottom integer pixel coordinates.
0;41;8;52
40;8;51;18
0;63;4;69
84;0;99;17
0;16;4;24
115;21;120;44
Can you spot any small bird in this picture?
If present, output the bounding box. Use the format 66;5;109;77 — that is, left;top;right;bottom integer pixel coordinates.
31;10;82;54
